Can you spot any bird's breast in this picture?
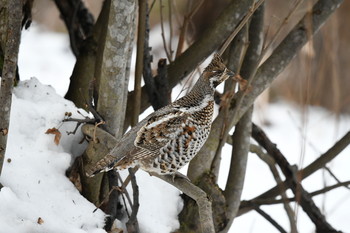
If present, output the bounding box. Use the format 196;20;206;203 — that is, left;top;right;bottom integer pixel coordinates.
190;100;214;124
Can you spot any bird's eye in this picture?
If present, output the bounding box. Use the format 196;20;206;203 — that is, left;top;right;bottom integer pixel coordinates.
213;70;222;75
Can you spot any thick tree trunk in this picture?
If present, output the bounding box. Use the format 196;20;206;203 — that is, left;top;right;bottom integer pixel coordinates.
79;0;137;230
0;0;23;184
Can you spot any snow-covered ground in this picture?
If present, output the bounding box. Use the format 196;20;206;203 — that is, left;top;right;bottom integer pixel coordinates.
0;23;349;233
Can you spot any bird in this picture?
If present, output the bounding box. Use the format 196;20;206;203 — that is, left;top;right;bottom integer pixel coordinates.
86;54;244;177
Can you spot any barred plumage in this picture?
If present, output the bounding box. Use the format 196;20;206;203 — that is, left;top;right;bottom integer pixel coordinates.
86;54;235;176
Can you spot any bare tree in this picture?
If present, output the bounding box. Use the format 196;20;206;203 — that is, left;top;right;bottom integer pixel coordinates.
0;0;348;232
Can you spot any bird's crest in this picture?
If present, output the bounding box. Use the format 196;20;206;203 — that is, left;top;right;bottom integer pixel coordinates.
204;54;226;72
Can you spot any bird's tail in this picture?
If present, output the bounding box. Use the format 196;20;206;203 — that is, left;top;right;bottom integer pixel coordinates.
84;154;119;177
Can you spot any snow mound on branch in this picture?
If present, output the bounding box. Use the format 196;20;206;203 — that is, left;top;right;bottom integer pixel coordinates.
0;78;106;233
0;78;182;233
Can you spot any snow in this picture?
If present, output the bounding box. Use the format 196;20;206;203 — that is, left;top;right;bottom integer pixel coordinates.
0;24;182;233
18;25;75;96
1;23;349;233
223;103;350;232
0;78;106;233
124;170;182;233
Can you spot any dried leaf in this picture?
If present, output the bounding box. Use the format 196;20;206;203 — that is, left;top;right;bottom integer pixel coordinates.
232;74;253;93
45;127;61;145
37;217;44;224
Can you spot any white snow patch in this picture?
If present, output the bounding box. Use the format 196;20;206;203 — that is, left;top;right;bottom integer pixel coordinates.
0;78;106;233
18;24;75;96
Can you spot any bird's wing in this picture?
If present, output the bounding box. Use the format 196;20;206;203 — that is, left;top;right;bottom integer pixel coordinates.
135;109;186;151
134;107;199;162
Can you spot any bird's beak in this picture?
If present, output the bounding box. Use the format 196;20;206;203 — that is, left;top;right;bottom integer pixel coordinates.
226;69;235;78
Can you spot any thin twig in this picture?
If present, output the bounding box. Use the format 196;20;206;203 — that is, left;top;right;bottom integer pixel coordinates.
148;0;156;14
159;0;172;62
120;167;139;190
126;167;140;232
175;0;204;57
324;166;350;190
62;117;95;124
167;0;174;60
310;181;350;196
261;0;303;57
250;144;298;233
211;26;250;178
238;130;350;217
132;0;147;126
218;1;265;129
170;0;182;26
218;0;265;56
252;123;340;232
142;1;163;111
299;131;350;179
93;121;105;143
254;207;288;233
116;172;133;209
241;181;350;207
93;186;120;213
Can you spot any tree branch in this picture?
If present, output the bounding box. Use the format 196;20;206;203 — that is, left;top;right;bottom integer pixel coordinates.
254;207;287;233
252;123;341;233
125;0;254;127
132;0;147;126
54;0;95;57
221;108;252;233
228;0;344;127
154;173;215;233
238;129;350;216
240;180;350;207
220;4;264;232
299;131;350;180
0;0;22;184
126;168;140;233
217;0;265;56
82;124;215;233
64;0;108;109
189;0;343;182
210;25;249;180
96;0;136;138
137;1;170;114
56;0;94;54
250;144;297;233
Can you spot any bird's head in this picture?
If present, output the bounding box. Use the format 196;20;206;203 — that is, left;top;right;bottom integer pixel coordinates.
203;54;235;88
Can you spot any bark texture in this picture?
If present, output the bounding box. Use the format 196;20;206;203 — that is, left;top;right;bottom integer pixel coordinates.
97;0;136;137
0;0;22;181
